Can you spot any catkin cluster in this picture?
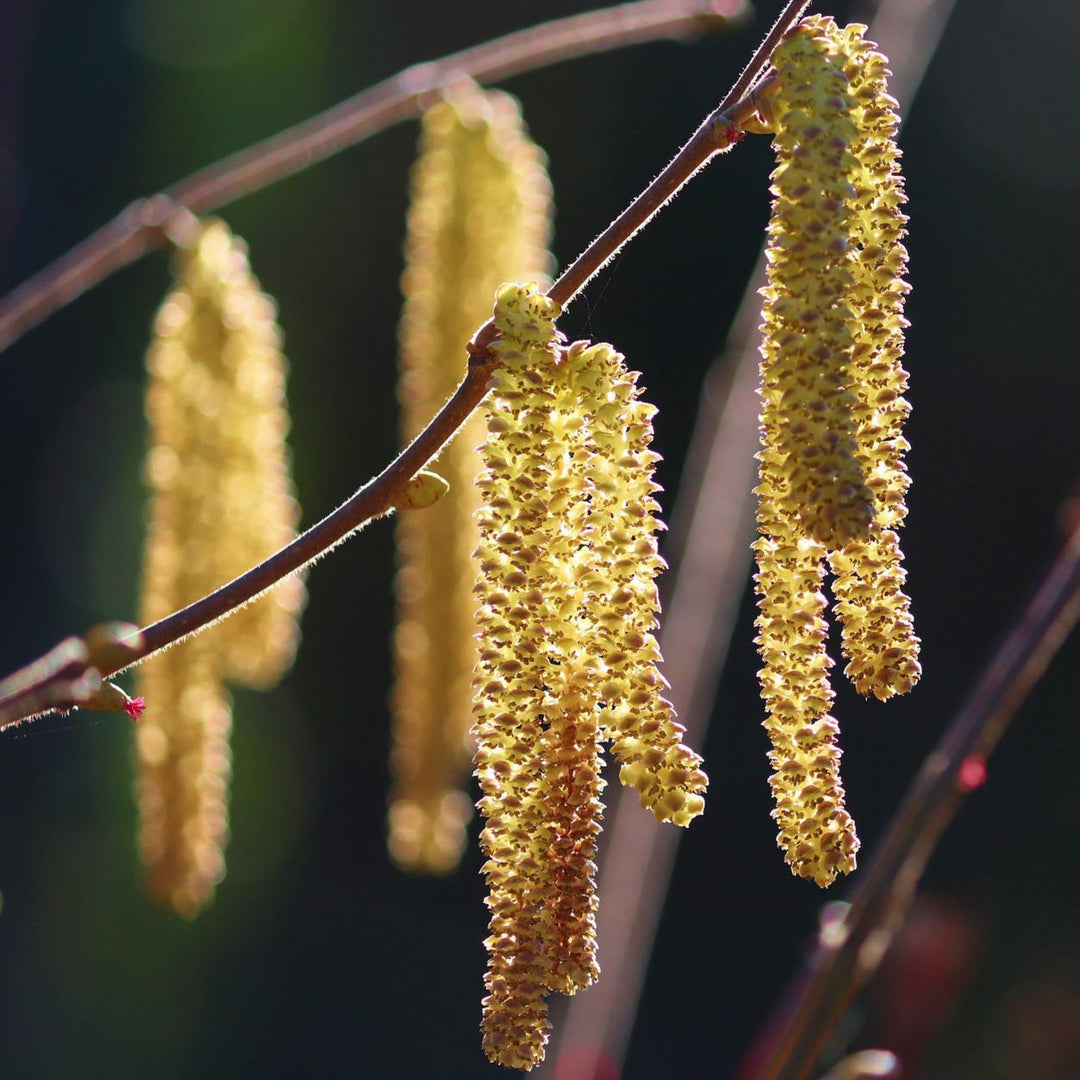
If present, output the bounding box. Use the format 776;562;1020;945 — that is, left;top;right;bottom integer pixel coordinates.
137;219;304;917
754;18;919;887
389;82;553;874
473;282;706;1069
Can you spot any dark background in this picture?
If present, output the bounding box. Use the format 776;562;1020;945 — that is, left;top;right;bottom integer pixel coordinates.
2;1;1080;1077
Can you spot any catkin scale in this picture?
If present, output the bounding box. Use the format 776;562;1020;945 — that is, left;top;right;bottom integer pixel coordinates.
389;82;553;874
136;219;302;917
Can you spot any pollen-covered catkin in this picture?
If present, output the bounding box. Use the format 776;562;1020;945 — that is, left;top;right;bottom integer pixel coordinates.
530;340;606;998
760;22;873;549
825;19;920;700
390;82;553;874
160;221;305;686
562;341;707;828
473;283;708;1067
753;445;859;887
754;22;869;886
474;284;566;1069
752;17;920;884
137;218;303;916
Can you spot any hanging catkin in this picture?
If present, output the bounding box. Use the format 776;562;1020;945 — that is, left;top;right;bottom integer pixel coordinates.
389;81;553;874
473;283;706;1069
825;19;920;701
136;218;303;917
754;17;917;887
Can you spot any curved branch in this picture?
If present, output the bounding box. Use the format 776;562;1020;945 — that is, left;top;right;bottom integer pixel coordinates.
0;39;778;731
0;0;750;355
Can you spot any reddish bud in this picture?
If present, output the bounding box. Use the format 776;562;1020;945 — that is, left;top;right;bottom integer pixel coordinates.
957;754;987;793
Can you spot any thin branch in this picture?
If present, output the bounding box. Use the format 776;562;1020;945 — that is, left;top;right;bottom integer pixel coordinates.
0;353;493;731
0;63;777;731
548;0;806;308
748;508;1080;1080
0;0;750;355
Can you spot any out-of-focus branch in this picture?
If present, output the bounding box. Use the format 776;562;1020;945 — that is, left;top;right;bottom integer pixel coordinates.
0;0;750;355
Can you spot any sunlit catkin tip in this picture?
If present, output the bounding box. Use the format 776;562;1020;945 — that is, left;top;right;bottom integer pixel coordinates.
482;984;551;1071
767;720;860;887
492;281;561;352
753;521;859;886
830;531;921;700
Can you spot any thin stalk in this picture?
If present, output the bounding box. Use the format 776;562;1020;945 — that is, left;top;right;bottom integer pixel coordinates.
0;0;749;355
548;0;807;308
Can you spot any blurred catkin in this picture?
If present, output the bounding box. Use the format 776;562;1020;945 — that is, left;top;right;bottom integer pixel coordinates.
473;283;706;1068
136;219;303;917
389;81;553;874
753;18;916;887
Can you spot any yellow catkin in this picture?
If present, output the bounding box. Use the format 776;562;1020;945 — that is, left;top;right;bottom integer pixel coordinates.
754;22;871;887
824;19;920;700
753;18;919;881
753;455;858;887
528;338;612;999
474;284;565;1070
474;284;709;1066
134;635;231;918
760;22;873;550
390;82;553;874
564;341;707;827
137;218;303;916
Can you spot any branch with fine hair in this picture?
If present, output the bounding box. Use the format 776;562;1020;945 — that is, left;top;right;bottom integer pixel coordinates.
0;0;749;356
0;50;780;731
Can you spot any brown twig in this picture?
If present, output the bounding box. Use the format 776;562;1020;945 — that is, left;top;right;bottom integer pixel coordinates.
550;0;802;309
0;59;776;731
0;0;750;355
748;510;1080;1080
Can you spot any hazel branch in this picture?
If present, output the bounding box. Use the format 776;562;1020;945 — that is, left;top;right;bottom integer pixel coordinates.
0;0;750;355
0;11;788;732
